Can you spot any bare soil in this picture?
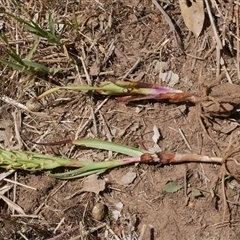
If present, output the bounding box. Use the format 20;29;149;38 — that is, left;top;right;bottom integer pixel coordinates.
0;1;240;239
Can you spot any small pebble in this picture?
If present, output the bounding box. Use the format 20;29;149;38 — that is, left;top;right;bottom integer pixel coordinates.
188;202;195;209
92;203;107;221
26;98;41;112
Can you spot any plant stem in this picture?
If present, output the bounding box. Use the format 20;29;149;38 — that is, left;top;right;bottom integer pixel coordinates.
156;152;223;165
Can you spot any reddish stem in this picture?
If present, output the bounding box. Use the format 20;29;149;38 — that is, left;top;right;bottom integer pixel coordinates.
157;152;223;164
156;92;199;103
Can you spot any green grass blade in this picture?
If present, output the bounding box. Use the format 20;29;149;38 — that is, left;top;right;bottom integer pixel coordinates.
0;32;9;44
4;12;28;25
48;12;55;36
8;51;25;65
36;85;101;99
23;60;50;73
25;38;40;60
4;12;47;38
4;11;60;43
4;12;46;36
27;21;49;38
0;59;25;71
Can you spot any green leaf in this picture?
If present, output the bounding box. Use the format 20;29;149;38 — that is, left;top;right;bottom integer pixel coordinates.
4;11;60;44
191;188;202;197
48;12;55;36
27;21;48;38
8;51;25;65
163;181;182;193
23;60;50;73
4;12;28;25
72;139;149;157
52;67;62;75
0;32;9;44
25;38;40;60
0;59;24;71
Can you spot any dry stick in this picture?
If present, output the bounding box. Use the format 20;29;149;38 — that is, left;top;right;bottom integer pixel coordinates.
99;111;113;159
47;226;79;240
211;0;227;46
174;119;192;151
0;170;15;181
12;111;23;149
236;4;240;80
3;178;36;190
74;97;110;139
53;217;65;234
0;38;35;45
34;181;68;215
98;111;113;142
204;0;222;49
79;56;98;135
102;39;115;65
190;36;208;71
178;127;192;151
204;0;222;77
1;96;30;112
220;57;233;84
138;224;147;240
12;172;17;216
79;57;92;86
105;224;121;240
221;165;228;223
67;70;115;79
121;57;142;79
91;107;98;136
0;96;46;117
152;0;183;53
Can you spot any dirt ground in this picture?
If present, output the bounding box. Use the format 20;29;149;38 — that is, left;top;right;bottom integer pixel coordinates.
0;0;240;239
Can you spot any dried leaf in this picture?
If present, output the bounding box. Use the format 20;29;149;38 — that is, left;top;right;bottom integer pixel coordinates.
160;70;180;87
0;170;15;181
0;185;13;195
112;202;123;221
179;0;205;37
152;125;160;144
191;188;202;197
119;170;136;185
0;193;26;215
163;181;182;193
90;62;100;76
81;174;106;194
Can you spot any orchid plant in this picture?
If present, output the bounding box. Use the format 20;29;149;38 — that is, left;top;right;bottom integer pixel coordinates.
0;138;224;180
36;79;198;104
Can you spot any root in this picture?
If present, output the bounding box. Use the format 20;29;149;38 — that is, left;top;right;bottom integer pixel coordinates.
219;134;240;222
220;164;228;222
197;102;221;154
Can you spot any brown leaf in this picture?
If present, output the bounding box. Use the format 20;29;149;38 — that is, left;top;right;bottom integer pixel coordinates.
179;0;205;37
0;194;26;215
119;170;136;185
90;62;100;76
81;175;106;194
